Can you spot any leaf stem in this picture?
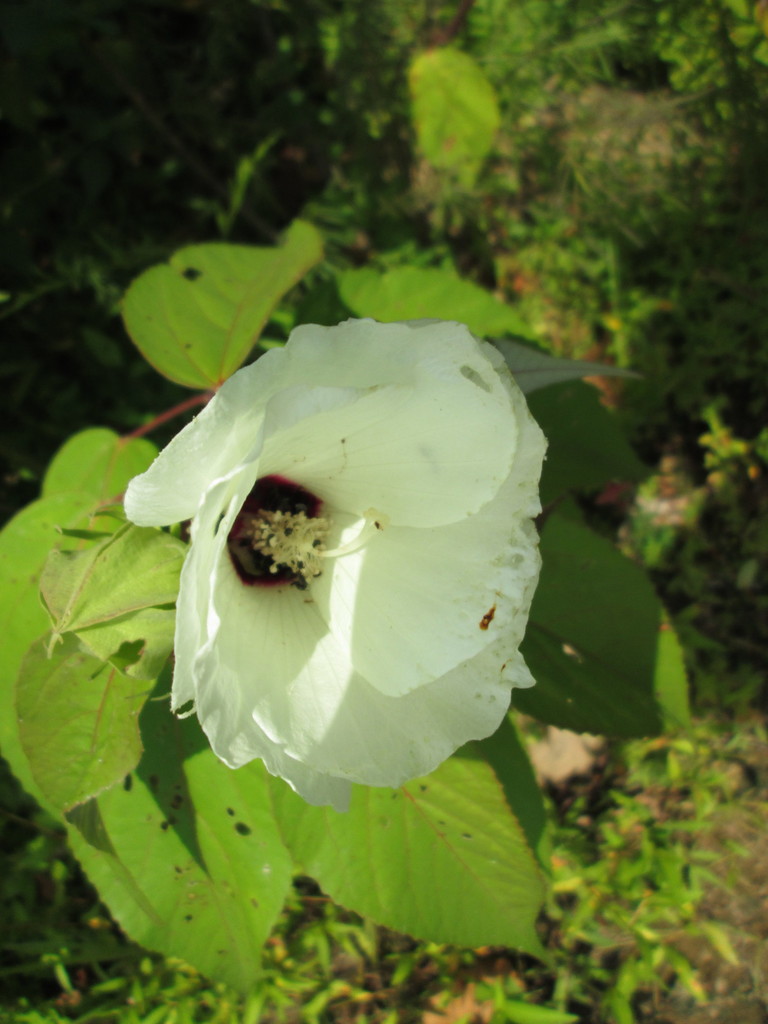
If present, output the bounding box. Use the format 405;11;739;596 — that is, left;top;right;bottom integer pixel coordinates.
124;393;212;440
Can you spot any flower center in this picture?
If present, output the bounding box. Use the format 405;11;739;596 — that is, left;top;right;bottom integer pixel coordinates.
228;475;327;589
227;474;388;590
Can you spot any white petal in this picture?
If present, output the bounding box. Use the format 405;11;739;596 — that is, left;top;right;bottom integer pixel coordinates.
260;378;516;528
281;319;506;395
314;512;540;697
125;349;285;526
187;523;536;786
171;461;261;711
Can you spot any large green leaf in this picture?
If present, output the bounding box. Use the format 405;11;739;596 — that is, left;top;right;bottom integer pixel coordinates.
517;510;689;735
527;380;648;505
339;266;530;337
0;435;157;808
43;428;157;504
0;496;92;810
272;755;547;957
67;702;292;992
408;47;500;185
122;220;324;389
17;637;147;812
40;523;185;679
469;717;550;866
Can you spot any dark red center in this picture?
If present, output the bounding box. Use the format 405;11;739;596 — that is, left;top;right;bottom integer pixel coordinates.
227;474;322;588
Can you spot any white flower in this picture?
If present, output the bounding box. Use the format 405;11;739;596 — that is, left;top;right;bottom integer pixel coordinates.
125;319;546;810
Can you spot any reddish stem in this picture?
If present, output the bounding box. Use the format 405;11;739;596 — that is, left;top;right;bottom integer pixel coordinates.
432;0;476;45
123;391;212;440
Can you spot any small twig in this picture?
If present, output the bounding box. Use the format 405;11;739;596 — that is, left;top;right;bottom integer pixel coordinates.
432;0;477;46
124;392;212;440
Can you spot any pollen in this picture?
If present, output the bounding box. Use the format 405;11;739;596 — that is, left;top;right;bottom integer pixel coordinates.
246;509;330;587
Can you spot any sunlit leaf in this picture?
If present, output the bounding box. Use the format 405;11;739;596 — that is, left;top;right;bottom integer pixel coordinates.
41;524;183;632
504;1003;580;1024
67;702;292;993
1;438;157;808
43;428;157;504
409;47;500;185
517;509;689;735
17;636;147;812
272;755;547;957
40;523;184;679
339;266;530;337
0;495;102;812
469;717;550;866
122;219;324;389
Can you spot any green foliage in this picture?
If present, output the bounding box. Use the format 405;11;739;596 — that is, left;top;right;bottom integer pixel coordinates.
3;0;766;1016
517;507;689;736
40;523;184;679
272;747;547;956
408;47;500;186
41;430;157;505
67;701;294;994
17;638;147;813
340;265;530;337
123;221;324;388
1;261;687;996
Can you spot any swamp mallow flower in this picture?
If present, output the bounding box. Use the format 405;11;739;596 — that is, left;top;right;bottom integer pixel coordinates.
125;319;546;809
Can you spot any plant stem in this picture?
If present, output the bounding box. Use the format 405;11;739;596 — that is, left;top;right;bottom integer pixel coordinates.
124;392;212;440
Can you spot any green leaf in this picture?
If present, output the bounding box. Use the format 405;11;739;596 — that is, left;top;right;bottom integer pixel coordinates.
76;607;177;681
41;523;184;631
653;618;691;730
272;756;546;957
1;436;157;809
16;636;147;812
43;428;157;503
527;380;648;505
67;701;293;993
0;495;99;812
408;47;500;185
517;510;689;736
493;338;639;394
467;717;550;867
505;1004;580;1024
122;220;324;389
339;266;530;337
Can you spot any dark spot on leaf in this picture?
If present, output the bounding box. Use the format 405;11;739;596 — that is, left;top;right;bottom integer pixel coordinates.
149;774;159;791
226;808;235;816
167;815;177;826
461;833;473;839
184;914;193;922
182;267;202;281
170;794;183;810
234;822;252;836
174;865;183;874
420;784;428;792
479;604;496;630
123;774;133;792
160;821;170;831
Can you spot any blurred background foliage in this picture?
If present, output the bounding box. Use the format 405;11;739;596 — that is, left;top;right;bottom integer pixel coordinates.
2;0;768;1020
